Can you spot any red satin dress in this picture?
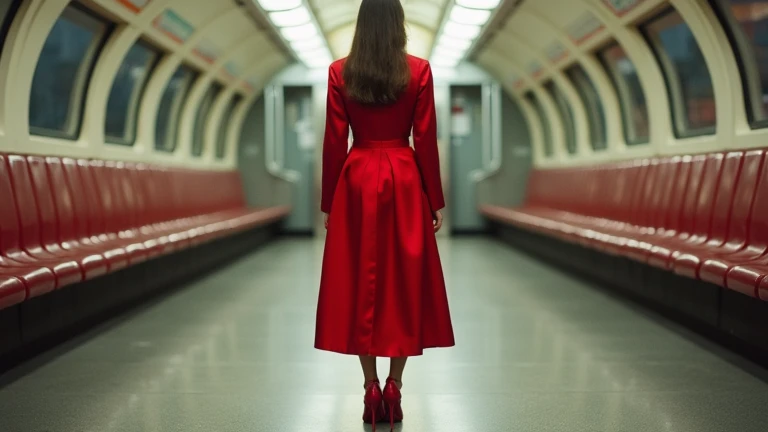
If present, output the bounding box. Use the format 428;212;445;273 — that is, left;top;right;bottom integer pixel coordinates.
314;55;455;357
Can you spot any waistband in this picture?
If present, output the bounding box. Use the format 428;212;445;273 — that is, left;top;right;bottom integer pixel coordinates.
354;138;410;149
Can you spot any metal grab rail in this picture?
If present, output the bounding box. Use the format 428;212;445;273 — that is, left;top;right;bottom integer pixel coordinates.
470;82;503;183
265;85;301;183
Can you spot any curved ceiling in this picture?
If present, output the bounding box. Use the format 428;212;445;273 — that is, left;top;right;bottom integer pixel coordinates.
310;0;450;59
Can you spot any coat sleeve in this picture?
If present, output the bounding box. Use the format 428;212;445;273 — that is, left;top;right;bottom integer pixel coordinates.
320;64;350;214
412;60;446;212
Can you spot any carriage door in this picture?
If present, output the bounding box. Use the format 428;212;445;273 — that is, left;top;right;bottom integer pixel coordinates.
282;86;315;234
449;85;486;233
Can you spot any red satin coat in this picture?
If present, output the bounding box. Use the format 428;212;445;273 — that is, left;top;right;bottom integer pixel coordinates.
314;55;455;357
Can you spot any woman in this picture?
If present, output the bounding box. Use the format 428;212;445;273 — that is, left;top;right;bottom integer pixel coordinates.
314;0;455;429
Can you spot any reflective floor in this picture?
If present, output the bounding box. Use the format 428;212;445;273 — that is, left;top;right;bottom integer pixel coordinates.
1;237;767;431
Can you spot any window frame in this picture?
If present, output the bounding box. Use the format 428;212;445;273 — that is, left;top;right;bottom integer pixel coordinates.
709;0;768;129
596;41;650;146
29;4;111;140
215;93;243;160
191;81;224;158
155;64;197;153
565;64;608;152
104;38;162;146
543;80;578;156
639;6;717;139
524;91;555;158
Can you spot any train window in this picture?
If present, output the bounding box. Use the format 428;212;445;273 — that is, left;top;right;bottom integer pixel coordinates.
192;82;223;157
544;80;577;155
215;95;243;160
712;0;768;127
641;8;717;137
29;6;108;139
524;91;554;158
105;41;160;145
155;65;196;152
566;65;607;151
597;43;649;145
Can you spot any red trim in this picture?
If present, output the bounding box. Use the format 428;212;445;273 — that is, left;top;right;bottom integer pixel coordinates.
223;70;236;81
117;0;143;13
158;29;184;44
152;16;184;44
193;48;216;64
549;51;568;65
571;25;605;45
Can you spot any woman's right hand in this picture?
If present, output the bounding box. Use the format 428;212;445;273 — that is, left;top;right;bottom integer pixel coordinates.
433;210;443;233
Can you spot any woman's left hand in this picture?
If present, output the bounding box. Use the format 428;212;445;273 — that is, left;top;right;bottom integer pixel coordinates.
324;212;330;230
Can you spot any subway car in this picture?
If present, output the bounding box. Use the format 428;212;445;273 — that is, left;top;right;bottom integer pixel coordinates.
1;0;768;431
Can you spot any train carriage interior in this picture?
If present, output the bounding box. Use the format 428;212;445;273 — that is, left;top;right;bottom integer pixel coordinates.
1;0;768;430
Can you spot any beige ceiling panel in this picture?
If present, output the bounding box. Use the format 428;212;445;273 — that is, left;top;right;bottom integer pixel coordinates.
245;52;289;90
487;35;545;79
166;0;232;28
226;38;269;71
312;0;445;31
506;15;560;51
524;0;605;46
328;23;355;59
315;3;358;31
502;18;569;66
404;0;445;30
476;51;506;81
311;0;448;61
198;14;254;53
407;23;435;59
327;21;435;60
476;50;528;94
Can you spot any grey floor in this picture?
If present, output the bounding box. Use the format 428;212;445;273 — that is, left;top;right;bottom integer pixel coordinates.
1;237;767;431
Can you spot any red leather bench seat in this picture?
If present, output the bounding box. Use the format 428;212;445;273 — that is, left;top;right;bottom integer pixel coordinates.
481;150;768;301
0;154;288;310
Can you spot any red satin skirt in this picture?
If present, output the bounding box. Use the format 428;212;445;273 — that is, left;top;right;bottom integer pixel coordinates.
315;138;455;357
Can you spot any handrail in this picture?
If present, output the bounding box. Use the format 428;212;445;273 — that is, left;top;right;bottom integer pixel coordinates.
265;85;301;183
471;82;503;182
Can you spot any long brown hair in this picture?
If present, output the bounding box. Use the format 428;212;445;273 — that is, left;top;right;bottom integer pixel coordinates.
343;0;411;105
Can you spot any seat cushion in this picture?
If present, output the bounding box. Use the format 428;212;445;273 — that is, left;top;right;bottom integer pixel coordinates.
0;265;55;299
0;276;26;309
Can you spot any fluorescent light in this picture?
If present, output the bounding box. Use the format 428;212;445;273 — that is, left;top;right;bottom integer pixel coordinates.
455;0;501;9
299;47;330;60
443;21;481;39
257;0;303;12
280;23;317;41
450;5;492;26
431;56;460;68
304;55;332;68
431;67;457;79
438;34;473;51
433;45;465;60
291;38;323;51
269;6;311;27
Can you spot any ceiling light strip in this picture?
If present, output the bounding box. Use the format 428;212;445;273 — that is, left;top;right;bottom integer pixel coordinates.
255;0;333;70
429;0;504;69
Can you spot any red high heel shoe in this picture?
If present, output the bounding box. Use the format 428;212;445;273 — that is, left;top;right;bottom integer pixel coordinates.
363;379;386;430
383;377;403;431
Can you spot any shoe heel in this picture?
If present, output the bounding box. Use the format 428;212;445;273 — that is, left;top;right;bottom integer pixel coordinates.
388;403;395;431
371;405;377;432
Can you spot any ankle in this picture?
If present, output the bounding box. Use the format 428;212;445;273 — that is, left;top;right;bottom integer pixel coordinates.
387;377;403;389
363;378;380;389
